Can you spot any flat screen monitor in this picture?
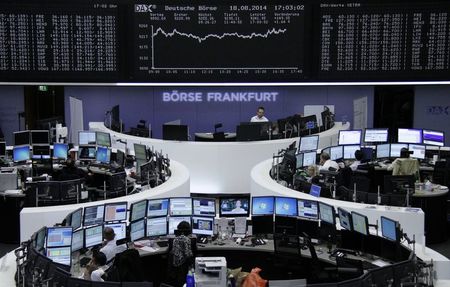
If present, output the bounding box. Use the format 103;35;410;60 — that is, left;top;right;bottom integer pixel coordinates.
35;227;46;250
361;147;374;162
275;197;297;217
337;208;352;231
95;146;110;164
146;217;168;237
364;128;389;143
31;130;49;144
53;143;68;160
192;216;214;236
130;219;146;242
351;211;369;236
252;215;274;235
32;145;51;159
343;145;360;160
252;196;274;216
219;197;250;217
46;227;72;248
95;132;111;147
0;142;5;157
338;130;362;145
162;124;188;141
104;202;127;222
390;144;408;158
309;184;321;197
274;215;297;235
14;131;30;146
104;222;127;241
169;198;193;216
84;225;103;248
133;143;147;161
297;199;319;219
83;205;105;227
46;246;71;266
295;153;304;169
147;198;169;217
376;144;390;159
422;129;445;147
330;146;343;161
303;151;317;167
78;146;96;160
13;145;30;162
192;198;216;217
69;208;82;230
168;216;191;235
408;144;426;160
130;200;147;222
398;128;422;144
299;135;319;152
71;229;84;252
381;216;399;242
318;202;335;225
78;131;96;145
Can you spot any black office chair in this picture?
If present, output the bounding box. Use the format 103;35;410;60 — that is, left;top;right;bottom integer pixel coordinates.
355;191;368;203
389;194;407;207
273;234;304;280
351;174;371;193
392;260;416;287
67;277;92;287
48;266;71;287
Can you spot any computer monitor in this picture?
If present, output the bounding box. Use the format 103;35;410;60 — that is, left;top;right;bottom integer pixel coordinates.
162;124;188;141
69;208;82;230
360;147;374;162
192;216;214;236
71;229;84;252
46;227;72;248
146;217;168;237
376;144;390;159
381;216;400;242
364;128;389;143
330;146;343;161
78;131;96;145
133;143;147;161
422;129;445;147
343;145;361;160
219;197;250;217
46;246;71;266
295;153;304;169
147;198;169;217
390;143;408;158
338;130;362;145
78;146;96;161
14;131;30;146
398;128;422;144
252;196;274;216
130;200;147;222
13;145;30;162
408;144;426;160
275;197;297;217
168;216;191;235
95;132;111;147
0;142;5;157
31;130;49;145
297;199;319;220
83;204;105;226
104;222;127;241
95;146;110;164
274;215;297;235
53;143;68;160
192;198;216;217
309;184;321;197
337;208;353;231
252;215;274;235
299;135;319;152
104;202;127;222
169;198;193;216
84;225;103;248
318;202;335;225
129;219;146;242
351;211;369;236
32;145;51;159
35;227;47;251
300;151;315;167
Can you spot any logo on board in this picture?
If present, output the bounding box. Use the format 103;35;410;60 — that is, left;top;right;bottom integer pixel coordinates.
426;106;449;116
162;90;279;103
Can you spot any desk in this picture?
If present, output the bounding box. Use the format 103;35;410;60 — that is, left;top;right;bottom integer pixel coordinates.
194;132;236;142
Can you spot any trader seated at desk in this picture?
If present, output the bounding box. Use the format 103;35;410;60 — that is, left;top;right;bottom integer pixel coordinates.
82;250;107;281
319;152;340;171
101;227;125;263
388;148;420;178
54;158;88;181
349;149;364;171
250;106;269;122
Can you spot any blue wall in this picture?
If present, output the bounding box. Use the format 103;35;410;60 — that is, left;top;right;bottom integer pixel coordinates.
64;86;374;139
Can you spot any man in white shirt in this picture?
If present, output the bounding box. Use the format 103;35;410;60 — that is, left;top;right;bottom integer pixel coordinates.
100;227;122;263
319;152;340;171
250;106;269;122
349;149;364;171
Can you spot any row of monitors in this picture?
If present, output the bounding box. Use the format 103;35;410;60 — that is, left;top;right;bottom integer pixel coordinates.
338;128;445;146
11;143;69;162
13;130;50;146
78;131;111;147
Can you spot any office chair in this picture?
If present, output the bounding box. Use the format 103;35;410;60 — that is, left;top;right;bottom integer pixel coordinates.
212;131;225;141
273;234;304;280
351;174;371;193
392;158;420;177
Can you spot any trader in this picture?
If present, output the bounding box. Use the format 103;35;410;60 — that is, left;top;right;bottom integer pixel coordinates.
100;227;123;263
349;150;364;171
250;106;269;122
319;152;340;171
56;158;87;181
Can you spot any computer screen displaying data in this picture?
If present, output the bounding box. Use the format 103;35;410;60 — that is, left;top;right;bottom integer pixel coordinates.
390;144;408;158
364;129;389;143
96;132;111;147
168;216;192;235
147;199;169;217
422;129;444;147
146;217;168;237
409;144;426;160
337;208;352;231
351;212;369;236
338;130;362;145
83;205;105;226
376;144;390;159
318;202;335;225
13;145;30;162
169;198;192;216
297;199;318;219
398;128;422;144
71;229;84;252
46;227;72;248
381;216;398;242
303;151;317;167
53;143;68;160
275;197;297;217
252;196;274;216
130;219;146;242
104;202;127;222
85;225;103;248
104;223;127;241
330;146;343;160
192;216;214;236
309;184;321;197
343;145;360;160
192;198;216;217
79;131;96;145
299;135;319;152
46;247;71;266
296;153;304;169
130;200;147;222
96;146;111;164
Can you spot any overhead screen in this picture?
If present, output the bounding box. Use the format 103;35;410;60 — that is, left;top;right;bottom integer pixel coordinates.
2;0;450;83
